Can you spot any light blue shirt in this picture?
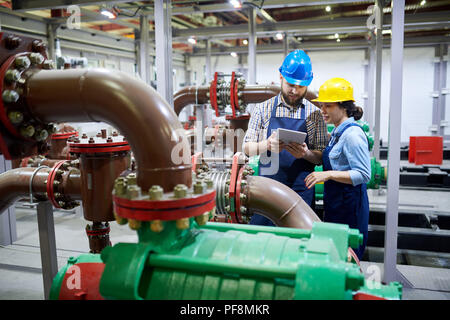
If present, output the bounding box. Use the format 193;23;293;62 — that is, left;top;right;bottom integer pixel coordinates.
328;117;371;186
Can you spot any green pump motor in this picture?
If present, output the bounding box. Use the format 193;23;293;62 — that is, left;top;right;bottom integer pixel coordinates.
51;221;402;300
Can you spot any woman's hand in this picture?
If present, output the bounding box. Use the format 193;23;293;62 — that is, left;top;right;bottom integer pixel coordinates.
285;142;309;159
304;171;331;189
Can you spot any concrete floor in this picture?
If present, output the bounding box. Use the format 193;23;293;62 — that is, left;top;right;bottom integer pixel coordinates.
1;184;449;300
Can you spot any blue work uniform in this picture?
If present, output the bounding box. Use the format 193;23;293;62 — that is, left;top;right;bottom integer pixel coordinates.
322;118;370;259
250;95;315;226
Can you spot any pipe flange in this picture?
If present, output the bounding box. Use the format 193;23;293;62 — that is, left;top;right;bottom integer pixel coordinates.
0;51;57;155
68;132;130;156
46;160;80;210
112;174;216;232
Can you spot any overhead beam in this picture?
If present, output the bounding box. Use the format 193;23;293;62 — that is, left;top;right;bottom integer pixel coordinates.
188;36;450;56
169;11;450;40
11;0;132;11
171;0;373;15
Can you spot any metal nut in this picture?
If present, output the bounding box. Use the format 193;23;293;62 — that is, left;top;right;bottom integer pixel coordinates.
150;220;164;233
127;185;141;199
15;56;30;69
173;184;188;198
35;129;48;141
29;52;44;64
193;181;206;194
149;185;164;200
126;173;137;185
20;125;35;138
205;178;214;189
195;213;209;226
2;90;20;103
7;111;23;124
5;69;20;83
176;218;190;230
128;219;141;230
42;60;55;70
240;206;247;215
114;212;128;225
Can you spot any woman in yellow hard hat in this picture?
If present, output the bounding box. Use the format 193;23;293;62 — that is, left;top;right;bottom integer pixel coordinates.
304;77;371;260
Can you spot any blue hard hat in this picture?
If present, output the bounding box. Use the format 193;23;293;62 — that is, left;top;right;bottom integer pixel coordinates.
279;49;313;86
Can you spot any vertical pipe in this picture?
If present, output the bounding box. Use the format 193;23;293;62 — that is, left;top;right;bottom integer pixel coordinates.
373;0;383;160
248;7;257;85
206;38;212;83
155;0;174;106
384;0;411;286
37;201;58;300
139;14;150;85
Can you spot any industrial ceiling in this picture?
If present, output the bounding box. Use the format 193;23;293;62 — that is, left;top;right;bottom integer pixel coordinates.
2;0;450;54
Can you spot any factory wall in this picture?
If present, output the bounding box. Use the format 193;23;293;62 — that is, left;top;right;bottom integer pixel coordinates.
189;46;443;144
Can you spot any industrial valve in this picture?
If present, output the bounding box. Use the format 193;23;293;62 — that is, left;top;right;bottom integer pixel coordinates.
207;71;248;119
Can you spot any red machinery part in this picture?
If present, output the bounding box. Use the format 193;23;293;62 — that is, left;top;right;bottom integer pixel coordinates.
113;190;216;221
46;160;68;209
353;292;386;300
209;72;219;117
56;262;105;300
230;71;237;118
233;167;245;224
51;131;78;140
69;141;130;154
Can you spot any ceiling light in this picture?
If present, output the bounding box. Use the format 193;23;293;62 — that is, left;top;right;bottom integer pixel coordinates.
230;52;238;58
243;39;248;45
275;33;284;40
230;0;242;9
325;6;331;12
420;0;426;5
334;33;339;39
188;37;197;45
336;38;341;42
100;7;117;19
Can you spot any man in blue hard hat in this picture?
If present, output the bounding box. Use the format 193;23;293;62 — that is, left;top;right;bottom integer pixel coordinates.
243;49;328;226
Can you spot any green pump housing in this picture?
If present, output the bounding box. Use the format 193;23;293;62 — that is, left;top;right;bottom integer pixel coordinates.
51;220;402;300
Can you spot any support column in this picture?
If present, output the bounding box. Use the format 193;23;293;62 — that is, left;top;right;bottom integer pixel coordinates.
432;45;448;139
283;32;289;57
248;7;257;85
383;0;413;288
37;201;58;300
363;47;374;127
46;24;58;62
373;0;383;160
206;38;212;83
138;14;150;85
154;0;174;106
0;155;17;246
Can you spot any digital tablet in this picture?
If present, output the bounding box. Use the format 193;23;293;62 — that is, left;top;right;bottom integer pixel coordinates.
277;128;307;145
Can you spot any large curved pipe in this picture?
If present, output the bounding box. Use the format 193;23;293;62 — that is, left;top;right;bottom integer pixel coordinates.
0;167;81;214
25;69;191;192
245;175;320;229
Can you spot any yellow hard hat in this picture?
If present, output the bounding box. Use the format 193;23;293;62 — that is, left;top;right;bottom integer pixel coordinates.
312;77;355;103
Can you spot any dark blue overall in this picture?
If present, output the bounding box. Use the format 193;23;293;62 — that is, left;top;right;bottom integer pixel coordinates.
250;96;315;226
322;122;370;260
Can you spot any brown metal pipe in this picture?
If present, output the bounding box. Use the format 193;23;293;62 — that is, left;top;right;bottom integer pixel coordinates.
25;69;191;191
173;85;281;117
245;175;321;229
173;86;210;116
0;167;82;214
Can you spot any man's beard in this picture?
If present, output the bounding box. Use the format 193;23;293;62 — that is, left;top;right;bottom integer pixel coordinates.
281;89;306;107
